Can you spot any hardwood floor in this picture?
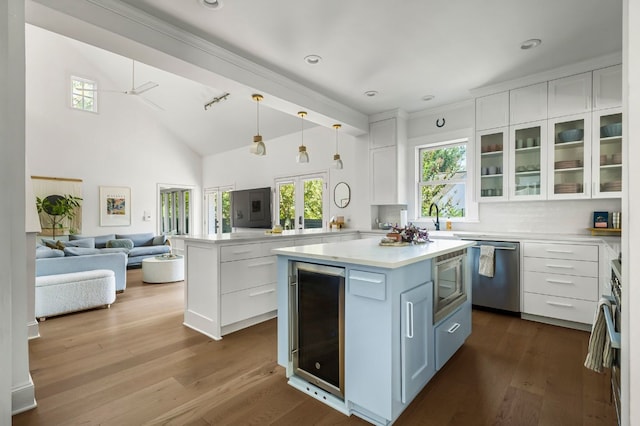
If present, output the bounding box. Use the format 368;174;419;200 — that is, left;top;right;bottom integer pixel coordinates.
14;269;616;425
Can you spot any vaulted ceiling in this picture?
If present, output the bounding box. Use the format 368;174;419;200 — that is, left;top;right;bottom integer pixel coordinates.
26;0;623;156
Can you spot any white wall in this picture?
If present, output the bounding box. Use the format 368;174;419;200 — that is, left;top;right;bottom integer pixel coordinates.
25;25;203;237
202;125;370;230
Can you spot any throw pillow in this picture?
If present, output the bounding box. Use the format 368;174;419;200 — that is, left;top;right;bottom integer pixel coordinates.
42;239;59;249
64;237;96;249
35;245;64;258
106;239;134;250
63;247;102;256
152;235;167;246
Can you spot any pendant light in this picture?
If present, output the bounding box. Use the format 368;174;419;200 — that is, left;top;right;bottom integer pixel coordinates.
332;124;343;169
296;111;309;163
250;94;266;156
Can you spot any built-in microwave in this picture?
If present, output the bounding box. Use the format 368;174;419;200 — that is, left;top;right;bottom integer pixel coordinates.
433;249;467;324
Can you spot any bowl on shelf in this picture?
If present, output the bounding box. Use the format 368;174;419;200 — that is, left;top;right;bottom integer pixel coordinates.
600;123;622;138
557;128;584;143
378;223;393;230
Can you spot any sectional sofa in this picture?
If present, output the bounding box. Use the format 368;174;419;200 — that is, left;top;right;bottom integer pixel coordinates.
67;232;172;266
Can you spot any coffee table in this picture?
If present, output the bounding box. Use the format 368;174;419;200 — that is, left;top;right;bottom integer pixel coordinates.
142;255;184;283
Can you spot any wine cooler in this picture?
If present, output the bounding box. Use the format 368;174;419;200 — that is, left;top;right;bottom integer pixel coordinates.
289;262;345;398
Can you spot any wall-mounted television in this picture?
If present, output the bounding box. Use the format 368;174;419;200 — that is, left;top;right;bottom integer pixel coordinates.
230;187;272;229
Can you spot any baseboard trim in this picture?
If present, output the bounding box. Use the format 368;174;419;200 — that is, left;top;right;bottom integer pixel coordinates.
27;320;40;340
12;374;37;415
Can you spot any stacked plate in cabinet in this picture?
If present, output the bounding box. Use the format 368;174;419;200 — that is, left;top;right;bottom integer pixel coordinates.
612;153;623;164
602;181;622;192
554;160;583;169
554;183;583;194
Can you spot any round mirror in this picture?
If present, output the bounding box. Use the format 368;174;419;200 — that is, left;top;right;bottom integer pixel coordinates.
333;182;351;208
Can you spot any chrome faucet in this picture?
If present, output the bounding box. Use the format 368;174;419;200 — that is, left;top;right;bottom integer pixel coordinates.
429;203;440;231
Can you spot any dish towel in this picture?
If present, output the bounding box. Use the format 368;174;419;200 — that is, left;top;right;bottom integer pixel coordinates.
478;245;495;277
584;298;614;373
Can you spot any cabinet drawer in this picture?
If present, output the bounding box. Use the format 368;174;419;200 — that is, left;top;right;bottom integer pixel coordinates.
523;292;596;324
220;256;277;294
523;242;598;261
349;270;386;301
220;243;263;262
524;271;598;301
524;257;598;278
435;304;471;370
220;283;277;326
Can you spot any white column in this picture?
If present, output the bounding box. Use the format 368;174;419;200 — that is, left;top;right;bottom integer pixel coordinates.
623;0;639;424
2;0;36;417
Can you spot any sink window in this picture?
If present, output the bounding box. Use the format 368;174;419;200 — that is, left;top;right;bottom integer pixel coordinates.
417;139;468;219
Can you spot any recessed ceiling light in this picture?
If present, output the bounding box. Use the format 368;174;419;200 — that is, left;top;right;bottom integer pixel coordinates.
422;95;435;102
520;38;542;50
364;90;378;97
200;0;223;10
304;55;322;65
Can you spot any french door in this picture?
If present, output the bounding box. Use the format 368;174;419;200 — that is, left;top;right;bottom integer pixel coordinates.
204;185;233;235
275;173;328;230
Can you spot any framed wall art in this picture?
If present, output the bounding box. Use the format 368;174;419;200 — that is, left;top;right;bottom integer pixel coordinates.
31;175;83;237
100;186;131;226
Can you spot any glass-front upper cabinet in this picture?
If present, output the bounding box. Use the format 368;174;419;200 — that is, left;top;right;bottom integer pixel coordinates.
592;109;622;198
477;128;507;202
547;114;592;199
508;121;547;200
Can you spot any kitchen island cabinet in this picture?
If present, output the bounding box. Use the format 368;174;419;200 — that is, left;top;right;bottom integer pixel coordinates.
275;238;474;425
181;230;359;340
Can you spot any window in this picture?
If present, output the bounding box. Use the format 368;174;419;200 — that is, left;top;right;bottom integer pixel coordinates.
275;173;327;230
204;186;233;235
160;187;191;235
417;139;468;219
70;76;98;113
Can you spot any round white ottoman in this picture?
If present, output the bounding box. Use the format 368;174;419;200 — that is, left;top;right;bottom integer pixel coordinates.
142;255;184;283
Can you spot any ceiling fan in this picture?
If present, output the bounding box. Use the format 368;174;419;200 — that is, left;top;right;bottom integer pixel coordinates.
102;60;163;110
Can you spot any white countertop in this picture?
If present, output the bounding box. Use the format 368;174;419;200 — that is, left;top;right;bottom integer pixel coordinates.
273;238;475;269
177;228;358;244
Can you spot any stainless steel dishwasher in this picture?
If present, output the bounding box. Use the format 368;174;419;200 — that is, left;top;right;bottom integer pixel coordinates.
465;240;520;312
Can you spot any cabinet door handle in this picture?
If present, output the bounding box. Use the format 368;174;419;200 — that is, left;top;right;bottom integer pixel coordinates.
447;323;461;334
545;249;573;254
249;289;276;297
546;301;574;308
406;301;414;338
546;264;574;269
351;276;384;284
248;261;275;268
231;249;253;255
546;278;573;285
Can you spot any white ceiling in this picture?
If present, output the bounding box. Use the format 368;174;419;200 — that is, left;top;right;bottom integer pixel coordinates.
27;0;622;156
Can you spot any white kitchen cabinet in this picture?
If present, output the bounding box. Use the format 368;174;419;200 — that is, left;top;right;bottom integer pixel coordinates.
592;108;622;198
510;82;548;124
522;242;599;326
477;127;508;202
370;117;397;149
369;116;407;204
548;72;592;118
547;113;592;199
476;91;509;130
508;120;547;200
593;65;622;110
185;233;364;340
400;282;435;403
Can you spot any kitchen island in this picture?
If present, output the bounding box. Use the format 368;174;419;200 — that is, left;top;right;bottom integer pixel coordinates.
274;238;475;426
178;229;360;340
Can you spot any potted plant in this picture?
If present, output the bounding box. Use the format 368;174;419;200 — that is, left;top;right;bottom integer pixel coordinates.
36;194;83;239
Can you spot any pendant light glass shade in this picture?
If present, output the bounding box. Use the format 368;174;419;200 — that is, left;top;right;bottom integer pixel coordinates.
250;94;266;156
296;111;309;163
333;123;343;169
